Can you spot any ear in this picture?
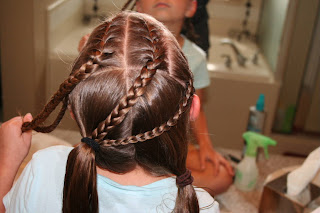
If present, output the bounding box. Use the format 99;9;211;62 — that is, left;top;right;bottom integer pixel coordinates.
190;94;200;121
78;33;90;52
69;111;75;120
68;105;76;120
185;0;197;18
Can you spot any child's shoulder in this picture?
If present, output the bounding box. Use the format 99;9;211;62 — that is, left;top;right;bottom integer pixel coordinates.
31;145;73;166
33;145;73;156
181;36;207;59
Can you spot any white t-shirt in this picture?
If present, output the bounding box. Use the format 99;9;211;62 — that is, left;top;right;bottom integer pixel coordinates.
182;36;210;90
4;146;219;213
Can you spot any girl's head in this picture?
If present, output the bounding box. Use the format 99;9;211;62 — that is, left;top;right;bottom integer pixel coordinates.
22;12;199;213
68;11;194;175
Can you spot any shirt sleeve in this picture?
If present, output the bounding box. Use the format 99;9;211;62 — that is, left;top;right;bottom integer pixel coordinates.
3;146;72;213
182;37;211;90
3;160;35;213
192;57;210;90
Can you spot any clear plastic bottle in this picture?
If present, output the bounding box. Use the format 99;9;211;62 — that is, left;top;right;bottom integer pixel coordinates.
234;155;258;191
235;131;277;191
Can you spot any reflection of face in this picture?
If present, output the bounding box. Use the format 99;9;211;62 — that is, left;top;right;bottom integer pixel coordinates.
136;0;196;23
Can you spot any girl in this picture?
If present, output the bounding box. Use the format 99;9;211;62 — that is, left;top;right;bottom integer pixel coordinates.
122;0;234;195
0;12;219;212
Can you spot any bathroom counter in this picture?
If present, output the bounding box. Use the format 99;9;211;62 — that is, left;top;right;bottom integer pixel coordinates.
216;148;305;213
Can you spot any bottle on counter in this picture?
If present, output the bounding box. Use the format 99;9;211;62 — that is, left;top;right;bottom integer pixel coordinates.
235;131;277;191
247;93;266;133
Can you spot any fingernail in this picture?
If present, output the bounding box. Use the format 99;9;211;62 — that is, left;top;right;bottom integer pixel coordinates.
25;113;33;120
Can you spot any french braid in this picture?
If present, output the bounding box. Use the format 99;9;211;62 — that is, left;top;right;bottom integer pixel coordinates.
98;78;194;146
92;18;165;141
21;22;112;133
31;97;68;133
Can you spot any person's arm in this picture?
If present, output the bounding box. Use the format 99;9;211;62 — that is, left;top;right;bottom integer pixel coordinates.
0;114;33;213
192;89;233;175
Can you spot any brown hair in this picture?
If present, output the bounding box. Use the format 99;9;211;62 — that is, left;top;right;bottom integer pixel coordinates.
22;12;198;213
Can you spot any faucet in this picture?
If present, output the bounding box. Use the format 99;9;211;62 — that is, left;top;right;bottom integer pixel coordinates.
221;54;232;68
220;38;247;66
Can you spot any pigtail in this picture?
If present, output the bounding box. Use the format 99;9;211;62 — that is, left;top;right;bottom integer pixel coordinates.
175;185;199;213
63;143;98;213
172;81;199;213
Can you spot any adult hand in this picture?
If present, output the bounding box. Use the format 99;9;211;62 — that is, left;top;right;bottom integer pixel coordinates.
0;113;33;169
0;114;33;213
199;142;234;176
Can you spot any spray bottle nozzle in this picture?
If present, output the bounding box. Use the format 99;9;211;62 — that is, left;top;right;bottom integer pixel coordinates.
243;131;277;158
256;94;265;112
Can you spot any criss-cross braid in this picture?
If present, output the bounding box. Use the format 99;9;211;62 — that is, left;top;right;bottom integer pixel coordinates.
21;22;112;133
100;78;194;146
91;20;164;141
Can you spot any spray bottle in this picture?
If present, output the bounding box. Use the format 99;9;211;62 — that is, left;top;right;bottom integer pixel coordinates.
235;131;277;191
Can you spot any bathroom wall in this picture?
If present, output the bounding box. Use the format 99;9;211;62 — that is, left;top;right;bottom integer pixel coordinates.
0;0;83;121
257;0;289;72
83;0;127;17
272;0;320;133
48;0;83;50
46;0;84;99
0;0;46;120
207;0;263;37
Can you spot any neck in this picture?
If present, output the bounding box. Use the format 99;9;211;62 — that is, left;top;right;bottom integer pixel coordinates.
97;166;171;186
162;21;185;48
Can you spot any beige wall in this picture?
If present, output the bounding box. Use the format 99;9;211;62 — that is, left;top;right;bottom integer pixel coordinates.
0;0;68;121
203;76;280;150
208;0;263;37
279;0;319;105
1;0;43;120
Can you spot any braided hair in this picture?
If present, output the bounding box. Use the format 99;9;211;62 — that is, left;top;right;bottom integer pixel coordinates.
23;12;198;213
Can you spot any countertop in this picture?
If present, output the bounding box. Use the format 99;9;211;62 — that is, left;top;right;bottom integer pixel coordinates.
216;148;306;213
